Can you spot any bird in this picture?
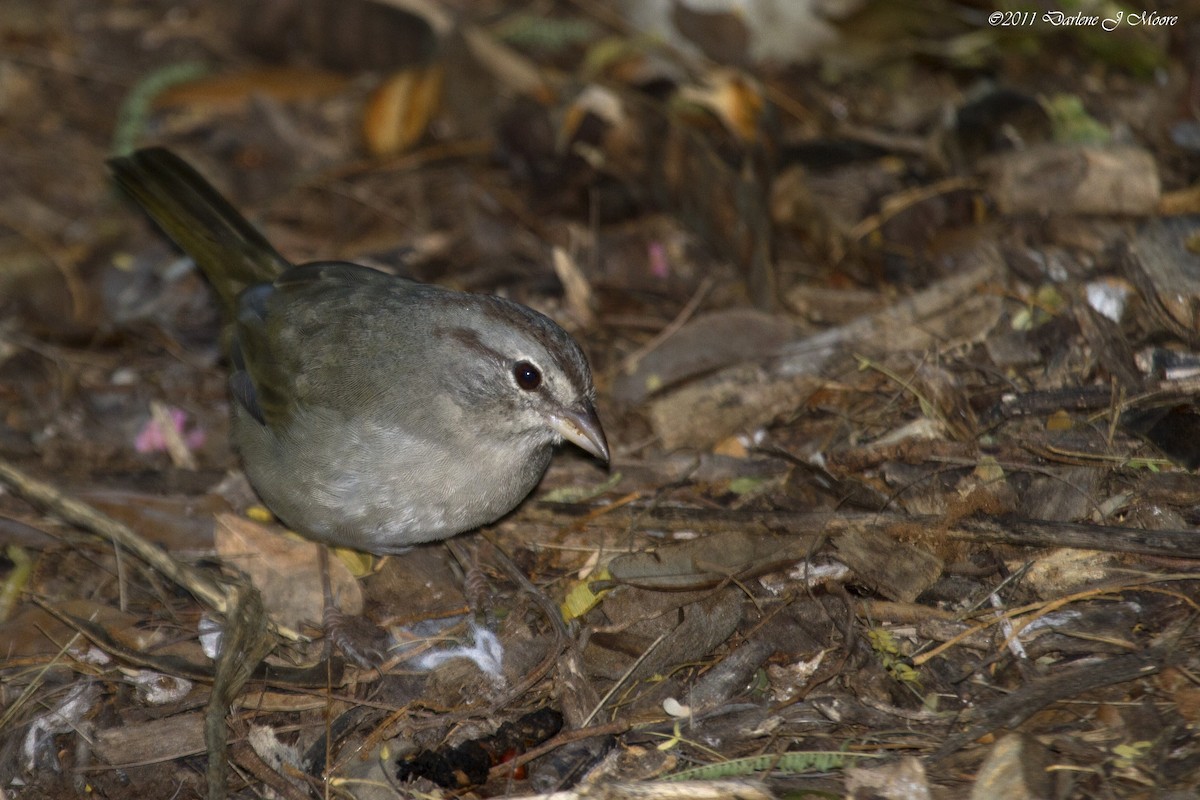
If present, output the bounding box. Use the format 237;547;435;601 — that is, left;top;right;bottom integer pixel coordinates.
108;147;609;556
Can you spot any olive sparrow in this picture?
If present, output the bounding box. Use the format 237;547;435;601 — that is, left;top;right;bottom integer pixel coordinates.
109;148;609;554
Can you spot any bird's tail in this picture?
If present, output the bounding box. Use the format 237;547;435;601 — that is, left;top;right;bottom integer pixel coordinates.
108;147;291;310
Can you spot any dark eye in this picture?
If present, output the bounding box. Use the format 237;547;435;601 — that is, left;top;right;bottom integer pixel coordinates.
513;360;542;391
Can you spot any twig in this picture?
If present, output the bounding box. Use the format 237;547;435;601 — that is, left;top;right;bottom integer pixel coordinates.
488;719;630;781
0;456;301;641
530;502;1200;560
931;644;1171;760
0;457;228;611
582;630;669;727
912;574;1199;667
619;277;714;375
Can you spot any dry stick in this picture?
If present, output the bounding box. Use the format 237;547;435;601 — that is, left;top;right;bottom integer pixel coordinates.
149;399;198;470
931;644;1170;760
619;277;714;375
532;503;1200;560
229;741;310;800
206;584;274;800
0;457;228;611
487;720;631;782
0;456;302;640
582;630;670;727
912;574;1196;667
0;628;85;732
0;460;281;800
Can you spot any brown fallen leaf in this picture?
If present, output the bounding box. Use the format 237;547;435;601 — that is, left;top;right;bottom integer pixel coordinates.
214;513;362;631
832;528;943;603
153;67;351;114
363;65;444;157
987;144;1160;216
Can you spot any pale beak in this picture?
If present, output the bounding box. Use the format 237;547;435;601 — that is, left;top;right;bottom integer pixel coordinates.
550;402;610;463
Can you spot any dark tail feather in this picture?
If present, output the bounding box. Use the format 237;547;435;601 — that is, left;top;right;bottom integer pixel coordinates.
108;147;291;310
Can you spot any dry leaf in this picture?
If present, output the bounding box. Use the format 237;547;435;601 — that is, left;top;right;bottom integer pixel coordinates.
214;513;362;630
363;65;444;156
154;67;350;114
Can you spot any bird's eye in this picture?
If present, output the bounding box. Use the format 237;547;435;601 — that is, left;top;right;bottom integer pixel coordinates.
513;360;542;391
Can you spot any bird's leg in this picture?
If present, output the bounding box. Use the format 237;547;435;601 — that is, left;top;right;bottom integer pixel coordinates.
319;546;392;669
447;539;496;629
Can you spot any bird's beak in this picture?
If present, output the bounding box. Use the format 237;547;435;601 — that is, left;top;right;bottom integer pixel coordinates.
551;402;610;463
